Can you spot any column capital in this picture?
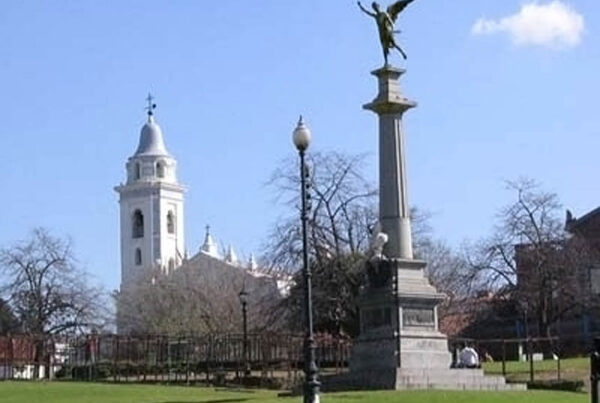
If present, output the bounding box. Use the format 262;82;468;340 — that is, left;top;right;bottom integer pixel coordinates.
363;65;417;115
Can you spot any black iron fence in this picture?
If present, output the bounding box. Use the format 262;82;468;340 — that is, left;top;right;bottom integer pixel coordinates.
0;333;351;386
0;332;594;388
449;333;594;385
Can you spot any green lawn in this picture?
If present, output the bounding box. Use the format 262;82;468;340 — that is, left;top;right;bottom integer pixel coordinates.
0;382;588;403
483;357;589;383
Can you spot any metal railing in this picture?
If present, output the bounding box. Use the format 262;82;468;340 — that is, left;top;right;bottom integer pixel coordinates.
1;332;593;388
0;333;351;386
449;333;593;384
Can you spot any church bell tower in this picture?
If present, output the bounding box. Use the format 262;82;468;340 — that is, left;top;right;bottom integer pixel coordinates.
115;95;185;292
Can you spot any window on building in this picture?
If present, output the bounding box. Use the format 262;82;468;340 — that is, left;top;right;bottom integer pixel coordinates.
156;161;165;178
135;248;142;265
135;162;141;180
132;210;144;238
168;258;175;273
167;211;175;234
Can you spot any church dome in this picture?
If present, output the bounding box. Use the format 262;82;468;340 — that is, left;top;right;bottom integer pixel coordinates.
134;114;170;156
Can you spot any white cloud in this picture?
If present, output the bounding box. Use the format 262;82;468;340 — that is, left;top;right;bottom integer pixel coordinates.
472;1;584;49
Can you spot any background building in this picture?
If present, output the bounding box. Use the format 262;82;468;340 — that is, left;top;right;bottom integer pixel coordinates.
115;105;185;291
114;101;288;334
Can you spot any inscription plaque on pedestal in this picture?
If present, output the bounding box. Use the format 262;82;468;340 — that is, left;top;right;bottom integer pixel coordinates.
402;308;435;328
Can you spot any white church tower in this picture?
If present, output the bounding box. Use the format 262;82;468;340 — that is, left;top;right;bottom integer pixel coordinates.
115;95;185;292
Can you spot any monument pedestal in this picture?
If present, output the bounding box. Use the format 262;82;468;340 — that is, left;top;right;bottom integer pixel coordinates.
347;258;453;388
351;258;451;373
329;258;525;390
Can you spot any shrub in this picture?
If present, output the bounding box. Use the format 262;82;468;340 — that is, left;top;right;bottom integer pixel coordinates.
527;380;584;392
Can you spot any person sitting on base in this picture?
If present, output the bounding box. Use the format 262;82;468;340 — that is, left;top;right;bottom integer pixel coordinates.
458;344;480;369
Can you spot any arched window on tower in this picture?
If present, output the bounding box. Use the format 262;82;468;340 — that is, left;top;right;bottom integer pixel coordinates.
135;162;141;180
132;210;144;238
135;248;142;265
156;161;165;179
167;211;175;234
168;258;175;273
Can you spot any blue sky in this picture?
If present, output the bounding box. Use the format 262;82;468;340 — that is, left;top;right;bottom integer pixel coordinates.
1;1;598;291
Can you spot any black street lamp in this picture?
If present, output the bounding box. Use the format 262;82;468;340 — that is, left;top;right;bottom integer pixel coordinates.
591;338;600;403
292;116;320;403
239;288;251;378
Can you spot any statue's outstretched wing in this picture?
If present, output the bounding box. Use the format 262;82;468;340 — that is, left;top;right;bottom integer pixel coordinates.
387;0;415;22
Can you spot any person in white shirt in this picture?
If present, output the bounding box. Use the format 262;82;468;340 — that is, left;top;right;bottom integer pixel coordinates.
459;345;480;369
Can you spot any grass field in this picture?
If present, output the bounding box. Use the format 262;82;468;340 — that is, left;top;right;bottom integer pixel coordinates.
0;382;589;403
483;357;589;383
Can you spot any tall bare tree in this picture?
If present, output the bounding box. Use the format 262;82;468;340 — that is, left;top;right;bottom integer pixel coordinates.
0;228;107;336
264;151;377;273
0;228;108;377
262;152;376;335
262;151;468;336
467;178;596;338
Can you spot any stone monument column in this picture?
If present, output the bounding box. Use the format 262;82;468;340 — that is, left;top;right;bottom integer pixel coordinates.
324;64;524;392
347;65;452;388
364;66;416;260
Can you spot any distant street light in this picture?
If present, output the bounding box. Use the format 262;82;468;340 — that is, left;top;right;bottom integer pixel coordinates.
292;116;320;403
238;287;251;378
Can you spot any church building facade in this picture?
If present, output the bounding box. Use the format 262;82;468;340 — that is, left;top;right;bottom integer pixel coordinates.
114;98;290;334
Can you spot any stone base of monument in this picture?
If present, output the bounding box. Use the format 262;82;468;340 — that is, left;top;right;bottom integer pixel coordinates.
322;368;527;391
322;258;526;391
350;329;453;371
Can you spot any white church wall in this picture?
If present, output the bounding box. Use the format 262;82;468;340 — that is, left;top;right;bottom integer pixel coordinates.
157;188;185;273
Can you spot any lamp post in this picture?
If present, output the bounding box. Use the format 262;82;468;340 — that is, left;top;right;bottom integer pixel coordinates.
591;337;600;403
238;288;251;378
292;116;320;403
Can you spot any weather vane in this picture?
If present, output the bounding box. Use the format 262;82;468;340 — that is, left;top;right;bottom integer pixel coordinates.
357;0;415;65
145;93;157;116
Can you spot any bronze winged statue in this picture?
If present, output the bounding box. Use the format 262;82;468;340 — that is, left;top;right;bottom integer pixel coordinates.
358;0;415;64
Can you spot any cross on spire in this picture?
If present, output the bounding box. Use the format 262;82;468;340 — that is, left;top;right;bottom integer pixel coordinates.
145;93;157;116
